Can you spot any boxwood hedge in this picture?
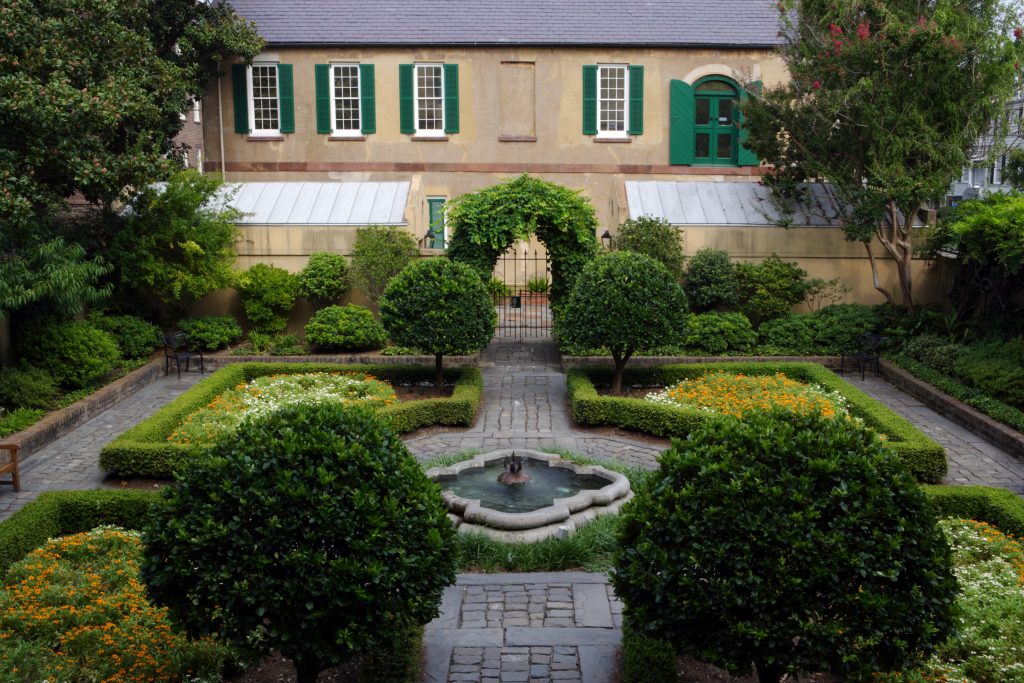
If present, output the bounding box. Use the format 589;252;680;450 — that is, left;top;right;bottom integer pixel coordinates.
99;362;483;477
567;362;946;483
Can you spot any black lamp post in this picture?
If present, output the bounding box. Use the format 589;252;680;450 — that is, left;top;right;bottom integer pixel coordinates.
600;230;612;250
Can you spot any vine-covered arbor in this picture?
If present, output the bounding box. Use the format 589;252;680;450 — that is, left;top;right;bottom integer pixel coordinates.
444;175;599;305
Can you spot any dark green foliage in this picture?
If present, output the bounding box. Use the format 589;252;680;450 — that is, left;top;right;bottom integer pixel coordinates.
236;263;299;333
901;335;964;375
0;489;158;574
487;278;514;298
757;304;878;355
922;484;1024;539
0;237;111;319
88;313;162;359
0;407;45;437
177;315;243;351
684;312;756;354
952;340;1024;409
349;226;420;307
735;255;810;325
558;252;688;393
612;215;686;281
0;366;58;410
445;174;599;305
99;363;483;477
526;275;549;294
621;628;678;683
297;252;351;305
380;259;496;386
304;305;387;352
358;625;424;683
684;248;738;311
17;320;121;389
567;363;946;483
141;402;458;682
614;410;957;682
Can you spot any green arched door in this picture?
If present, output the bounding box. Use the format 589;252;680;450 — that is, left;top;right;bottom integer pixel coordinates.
693;79;739;166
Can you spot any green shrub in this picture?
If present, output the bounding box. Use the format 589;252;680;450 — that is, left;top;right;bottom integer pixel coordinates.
381;259;496;387
923;484;1024;538
526;275;550;294
757;304;879;355
297;252;351;305
87;313;162;359
614;410;957;682
567;362;946;483
0;407;45;437
735;255;810;325
901;335;965;375
305;304;387;352
142;402;458;683
0;366;57;410
684;312;756;354
350;225;420;307
684;248;738;311
177;315;243;351
17;320;121;390
612;215;686;281
756;313;822;355
486;277;513;298
621;628;678;683
953;340;1024;408
558;252;688;393
236;263;298;333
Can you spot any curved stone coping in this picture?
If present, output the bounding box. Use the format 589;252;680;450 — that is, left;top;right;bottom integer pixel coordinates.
453;491;634;543
426;449;631;532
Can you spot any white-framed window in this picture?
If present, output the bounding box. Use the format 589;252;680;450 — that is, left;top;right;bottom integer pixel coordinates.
193;99;201;124
960;167;972;184
994;155;1006;185
248;63;280;135
415;63;445;136
597;64;629;138
331;63;361;136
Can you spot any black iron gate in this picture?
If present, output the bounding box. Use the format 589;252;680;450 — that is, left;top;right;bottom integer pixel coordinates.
491;248;552;339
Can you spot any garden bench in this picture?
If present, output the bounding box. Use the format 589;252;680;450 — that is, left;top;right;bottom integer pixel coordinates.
0;444;21;492
163;332;205;379
840;332;885;380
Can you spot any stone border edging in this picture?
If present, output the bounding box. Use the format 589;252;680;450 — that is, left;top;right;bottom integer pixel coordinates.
561;354;841;369
879;360;1024;462
206;350;480;369
0;359;165;461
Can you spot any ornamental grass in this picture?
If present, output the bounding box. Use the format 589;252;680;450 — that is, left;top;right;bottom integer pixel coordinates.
168;371;397;445
0;527;228;683
644;371;848;419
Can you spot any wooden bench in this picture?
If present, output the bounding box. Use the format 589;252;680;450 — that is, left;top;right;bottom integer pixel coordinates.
0;444;20;492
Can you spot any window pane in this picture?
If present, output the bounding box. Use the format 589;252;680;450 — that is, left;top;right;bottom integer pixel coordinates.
696;80;737;94
696;99;710;126
333;65;360;132
717;133;733;159
416;65;443;131
251;65;279;131
696;133;710;158
598;66;626;133
718;99;734;125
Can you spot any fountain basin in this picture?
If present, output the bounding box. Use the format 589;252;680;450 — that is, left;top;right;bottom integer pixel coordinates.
426;449;633;542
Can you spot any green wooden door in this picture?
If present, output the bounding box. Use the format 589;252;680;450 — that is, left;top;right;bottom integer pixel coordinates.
693;80;738;165
427;198;446;249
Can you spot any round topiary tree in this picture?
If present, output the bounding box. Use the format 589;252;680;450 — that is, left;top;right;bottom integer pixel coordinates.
297;252;351;307
235;263;299;333
613;410;957;683
558;251;688;394
611;215;686;282
380;258;496;387
684;247;739;312
304;304;387;352
141;402;458;683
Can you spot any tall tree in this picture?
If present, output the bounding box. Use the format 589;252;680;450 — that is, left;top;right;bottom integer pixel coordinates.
742;0;1023;308
0;0;262;316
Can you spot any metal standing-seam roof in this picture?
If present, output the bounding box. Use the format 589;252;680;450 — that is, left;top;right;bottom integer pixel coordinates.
625;181;848;227
227;0;784;48
221;181;410;226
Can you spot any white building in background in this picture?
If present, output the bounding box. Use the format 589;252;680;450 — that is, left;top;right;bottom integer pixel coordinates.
949;91;1024;202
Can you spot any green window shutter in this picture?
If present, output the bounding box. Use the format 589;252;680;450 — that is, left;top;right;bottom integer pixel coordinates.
399;64;414;134
428;198;446;249
231;64;249;134
737;79;762;167
360;64;376;134
443;63;459;134
315;64;331;134
582;65;597;135
278;64;294;133
669;79;695;165
628;65;644;135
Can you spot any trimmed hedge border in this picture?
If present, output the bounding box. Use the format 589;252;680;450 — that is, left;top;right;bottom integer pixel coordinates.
922;484;1024;538
99;363;483;477
207;351;479;368
567;362;946;483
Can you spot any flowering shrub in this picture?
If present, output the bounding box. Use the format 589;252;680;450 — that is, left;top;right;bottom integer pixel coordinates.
877;519;1024;683
0;527;228;682
168;372;397;444
645;371;847;419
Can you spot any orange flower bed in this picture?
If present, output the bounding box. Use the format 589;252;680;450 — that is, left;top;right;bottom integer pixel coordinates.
645;372;848;419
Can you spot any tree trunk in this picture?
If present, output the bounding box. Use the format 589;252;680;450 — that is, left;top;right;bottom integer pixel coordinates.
435;353;445;390
863;242;895;306
610;350;632;395
294;659;320;683
872;200;916;311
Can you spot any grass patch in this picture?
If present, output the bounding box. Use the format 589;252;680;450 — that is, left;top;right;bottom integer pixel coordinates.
568;362;946;483
0;408;45;438
99;363;483;477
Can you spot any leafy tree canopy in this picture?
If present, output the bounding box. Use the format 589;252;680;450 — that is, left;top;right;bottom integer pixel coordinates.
742;0;1024;308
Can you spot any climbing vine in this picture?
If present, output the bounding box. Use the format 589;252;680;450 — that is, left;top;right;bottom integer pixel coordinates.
445;175;599;305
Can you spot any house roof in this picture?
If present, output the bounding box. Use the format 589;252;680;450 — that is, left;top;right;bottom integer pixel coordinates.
227;0;784;48
221;181;409;225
